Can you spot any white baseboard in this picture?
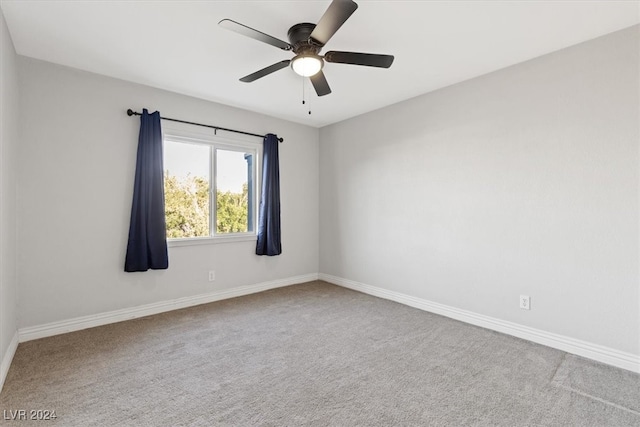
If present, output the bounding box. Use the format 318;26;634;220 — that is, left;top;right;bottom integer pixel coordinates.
0;332;18;393
319;273;640;374
14;272;639;374
19;273;319;343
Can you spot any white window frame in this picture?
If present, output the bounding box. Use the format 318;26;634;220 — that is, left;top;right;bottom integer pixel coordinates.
162;127;261;247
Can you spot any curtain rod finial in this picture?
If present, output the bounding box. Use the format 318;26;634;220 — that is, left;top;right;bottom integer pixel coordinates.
127;109;135;116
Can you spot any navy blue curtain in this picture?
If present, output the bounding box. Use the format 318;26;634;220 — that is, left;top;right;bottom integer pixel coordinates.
256;134;282;256
124;109;169;272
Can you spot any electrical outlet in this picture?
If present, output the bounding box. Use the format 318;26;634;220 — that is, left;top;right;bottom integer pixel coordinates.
519;295;530;310
208;271;215;282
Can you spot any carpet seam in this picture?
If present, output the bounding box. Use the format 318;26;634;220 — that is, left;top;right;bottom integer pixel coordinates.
552;382;640;416
549;352;568;384
550;353;639;416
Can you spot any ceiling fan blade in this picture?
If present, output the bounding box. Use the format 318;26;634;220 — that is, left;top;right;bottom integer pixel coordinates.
219;19;292;51
240;60;291;83
309;0;358;47
324;51;394;68
310;71;332;96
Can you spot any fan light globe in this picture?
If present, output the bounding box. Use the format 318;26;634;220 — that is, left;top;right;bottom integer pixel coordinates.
291;55;323;77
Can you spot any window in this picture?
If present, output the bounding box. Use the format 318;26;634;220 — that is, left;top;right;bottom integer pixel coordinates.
163;132;259;244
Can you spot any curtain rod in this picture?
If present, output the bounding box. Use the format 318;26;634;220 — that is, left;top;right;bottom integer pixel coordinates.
126;109;283;143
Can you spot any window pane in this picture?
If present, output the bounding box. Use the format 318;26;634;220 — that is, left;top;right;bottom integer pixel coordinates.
216;149;251;234
164;140;210;238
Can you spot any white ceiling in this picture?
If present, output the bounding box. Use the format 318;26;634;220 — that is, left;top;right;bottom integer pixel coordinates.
2;1;638;127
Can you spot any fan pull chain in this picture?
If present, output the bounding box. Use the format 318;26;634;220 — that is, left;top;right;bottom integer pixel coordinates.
301;76;311;115
302;75;305;105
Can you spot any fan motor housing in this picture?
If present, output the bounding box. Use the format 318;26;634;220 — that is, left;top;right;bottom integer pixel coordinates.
288;23;320;54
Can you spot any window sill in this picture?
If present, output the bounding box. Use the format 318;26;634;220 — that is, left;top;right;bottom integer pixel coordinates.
168;234;257;247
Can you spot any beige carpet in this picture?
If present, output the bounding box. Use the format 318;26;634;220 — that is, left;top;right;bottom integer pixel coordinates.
1;281;638;426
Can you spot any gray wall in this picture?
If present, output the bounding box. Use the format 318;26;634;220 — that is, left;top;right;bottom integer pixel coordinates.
17;57;319;328
319;26;639;355
0;7;19;378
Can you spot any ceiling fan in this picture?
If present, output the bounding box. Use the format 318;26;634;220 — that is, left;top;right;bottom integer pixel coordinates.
219;0;394;97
